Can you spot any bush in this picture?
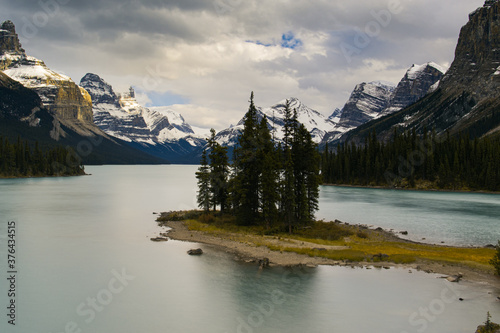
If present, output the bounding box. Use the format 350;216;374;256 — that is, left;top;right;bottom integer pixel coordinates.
490;241;500;275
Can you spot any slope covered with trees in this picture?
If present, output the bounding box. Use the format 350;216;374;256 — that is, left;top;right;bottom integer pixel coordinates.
321;129;500;192
0;136;85;177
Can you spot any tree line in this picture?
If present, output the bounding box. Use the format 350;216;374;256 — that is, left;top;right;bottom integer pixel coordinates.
321;129;500;191
0;136;85;178
196;93;321;232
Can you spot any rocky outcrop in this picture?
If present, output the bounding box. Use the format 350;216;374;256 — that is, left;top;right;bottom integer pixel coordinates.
443;0;500;98
0;20;26;70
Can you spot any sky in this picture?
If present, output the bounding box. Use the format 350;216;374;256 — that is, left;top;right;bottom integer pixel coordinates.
0;0;486;130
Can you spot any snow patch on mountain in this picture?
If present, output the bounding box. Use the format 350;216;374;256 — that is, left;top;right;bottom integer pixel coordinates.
215;97;335;147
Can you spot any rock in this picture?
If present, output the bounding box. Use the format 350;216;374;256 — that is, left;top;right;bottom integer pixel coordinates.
258;258;270;268
150;237;168;242
400;231;408;235
187;248;203;255
446;274;463;283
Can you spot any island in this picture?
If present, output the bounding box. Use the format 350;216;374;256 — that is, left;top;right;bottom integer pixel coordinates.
155;210;500;289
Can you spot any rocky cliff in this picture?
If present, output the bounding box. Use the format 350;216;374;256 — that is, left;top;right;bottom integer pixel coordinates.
0;20;25;70
0;20;94;138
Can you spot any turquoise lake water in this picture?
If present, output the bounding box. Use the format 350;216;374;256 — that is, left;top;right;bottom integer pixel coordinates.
0;165;498;333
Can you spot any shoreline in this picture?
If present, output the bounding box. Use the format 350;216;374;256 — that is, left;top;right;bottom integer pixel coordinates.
322;183;500;195
158;219;500;291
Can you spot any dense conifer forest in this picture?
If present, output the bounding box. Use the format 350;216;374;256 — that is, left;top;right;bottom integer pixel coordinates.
321;129;500;192
0;136;85;178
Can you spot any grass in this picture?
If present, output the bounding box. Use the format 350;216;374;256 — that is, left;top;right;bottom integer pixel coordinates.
157;211;496;271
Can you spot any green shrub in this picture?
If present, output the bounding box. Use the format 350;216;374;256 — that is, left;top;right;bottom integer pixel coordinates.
490;241;500;275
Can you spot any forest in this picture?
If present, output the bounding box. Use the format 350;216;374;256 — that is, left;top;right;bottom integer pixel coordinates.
0;136;85;178
321;129;500;192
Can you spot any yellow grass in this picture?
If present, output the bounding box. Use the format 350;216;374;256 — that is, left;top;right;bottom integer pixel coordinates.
181;216;495;271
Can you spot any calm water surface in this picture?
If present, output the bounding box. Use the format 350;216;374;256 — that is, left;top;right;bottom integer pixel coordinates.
0;165;498;333
318;185;500;246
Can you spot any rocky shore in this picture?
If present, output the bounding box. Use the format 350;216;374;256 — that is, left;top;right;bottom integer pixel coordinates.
157;219;500;290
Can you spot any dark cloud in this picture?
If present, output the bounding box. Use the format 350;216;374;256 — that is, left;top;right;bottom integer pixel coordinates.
0;0;488;129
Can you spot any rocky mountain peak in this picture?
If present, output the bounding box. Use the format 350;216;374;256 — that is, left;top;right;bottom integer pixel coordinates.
337;81;395;129
80;73;120;107
0;20;26;69
387;62;445;113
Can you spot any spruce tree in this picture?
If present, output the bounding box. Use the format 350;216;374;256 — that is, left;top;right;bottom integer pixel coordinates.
258;116;279;228
233;92;261;225
207;129;229;213
196;149;211;212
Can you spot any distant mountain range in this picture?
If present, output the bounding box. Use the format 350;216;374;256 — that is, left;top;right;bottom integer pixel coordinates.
2;0;499;165
80;73;207;163
0;20;166;164
341;0;500;144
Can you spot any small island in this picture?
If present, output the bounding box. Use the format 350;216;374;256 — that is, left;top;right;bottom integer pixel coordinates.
156;210;500;289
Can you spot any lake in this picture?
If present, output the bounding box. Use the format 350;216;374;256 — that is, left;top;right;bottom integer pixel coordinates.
0;165;499;333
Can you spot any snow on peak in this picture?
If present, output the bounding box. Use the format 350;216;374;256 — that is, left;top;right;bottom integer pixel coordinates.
3;56;71;88
406;62;446;80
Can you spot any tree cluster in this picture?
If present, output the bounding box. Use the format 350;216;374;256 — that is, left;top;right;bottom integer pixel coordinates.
321;129;500;191
196;93;321;232
0;136;85;178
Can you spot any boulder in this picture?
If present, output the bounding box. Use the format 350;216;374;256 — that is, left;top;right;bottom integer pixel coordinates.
187;248;203;255
258;258;270;268
150;237;168;242
446;273;463;283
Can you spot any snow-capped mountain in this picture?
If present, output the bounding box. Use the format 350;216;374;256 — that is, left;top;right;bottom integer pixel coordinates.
385;62;446;115
0;20;98;140
215;97;336;147
323;81;395;144
80;73;207;163
323;63;445;145
343;0;500;142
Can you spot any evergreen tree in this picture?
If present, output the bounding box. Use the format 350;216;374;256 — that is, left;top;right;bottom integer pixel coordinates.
233;92;261;224
258;116;279;228
207;129;229;213
196;149;211;212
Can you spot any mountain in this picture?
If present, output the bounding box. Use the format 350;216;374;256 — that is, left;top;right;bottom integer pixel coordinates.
323;62;445;146
214;98;335;155
386;62;446;114
0;20;167;164
80;73;207;163
340;0;500;144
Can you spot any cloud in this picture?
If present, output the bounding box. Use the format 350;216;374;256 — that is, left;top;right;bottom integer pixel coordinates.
0;0;486;130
